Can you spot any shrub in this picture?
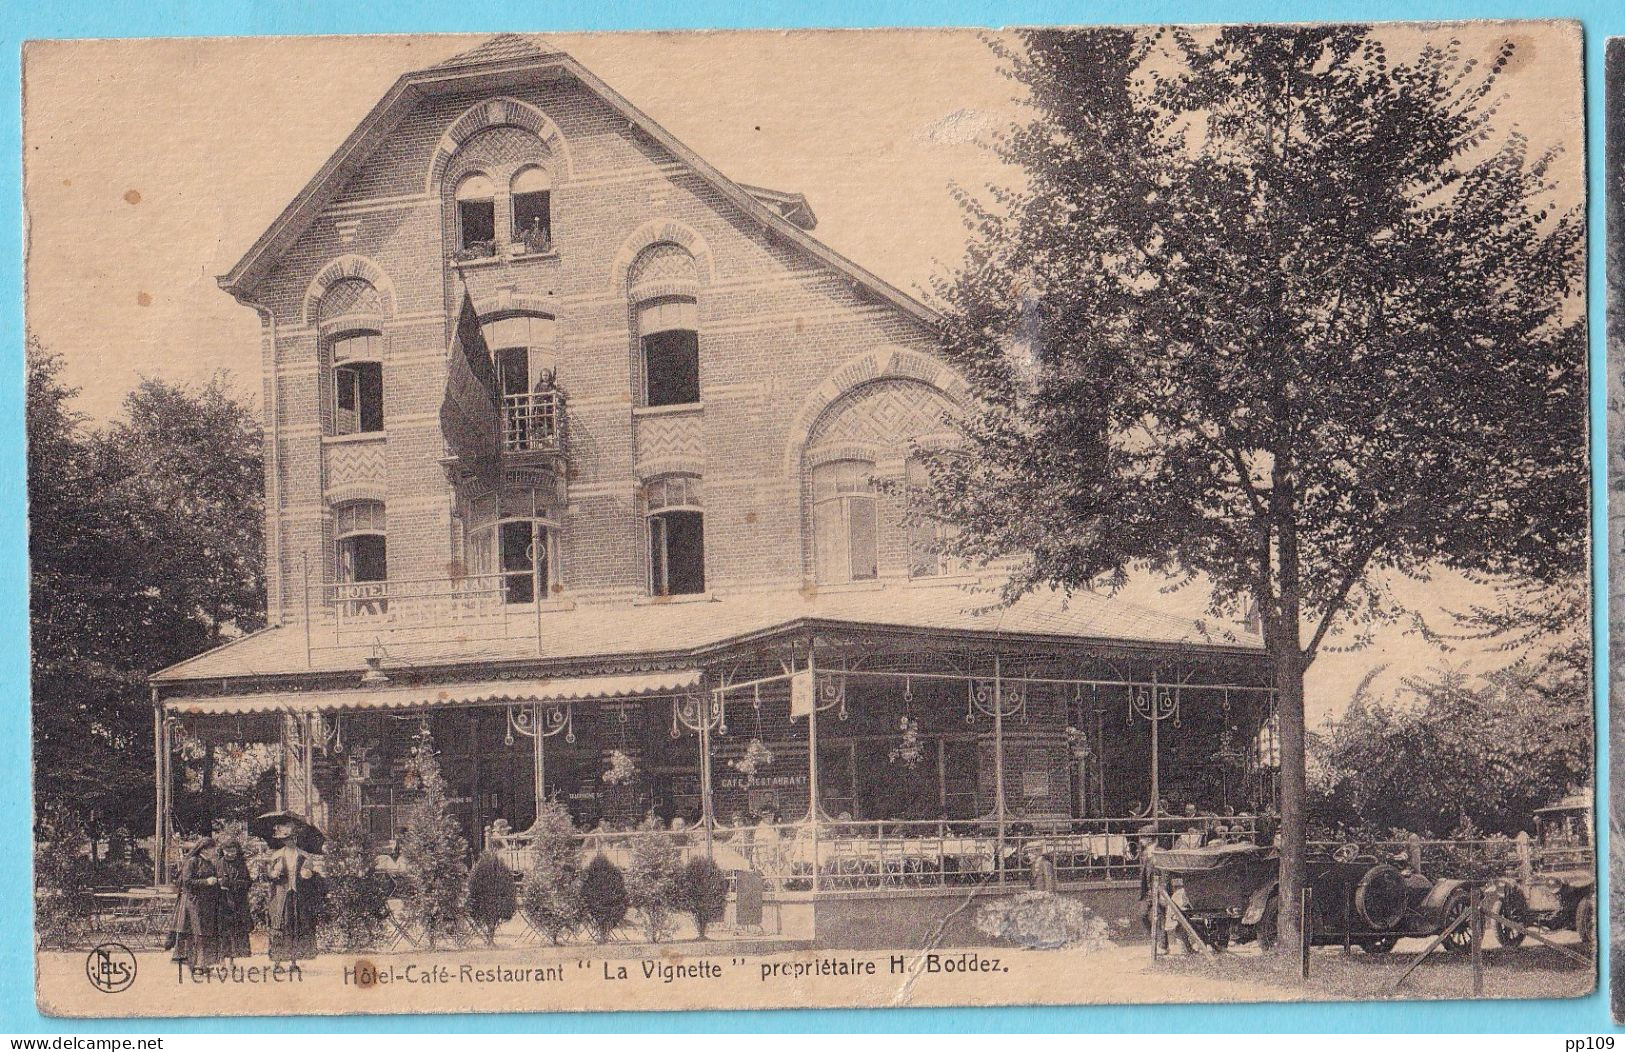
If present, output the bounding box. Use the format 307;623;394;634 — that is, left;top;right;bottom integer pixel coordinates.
625;828;681;942
467;853;518;944
580;854;628;943
34;806;95;949
974;891;1113;951
520;798;582;944
676;856;729;939
397;723;469;947
317;796;391;950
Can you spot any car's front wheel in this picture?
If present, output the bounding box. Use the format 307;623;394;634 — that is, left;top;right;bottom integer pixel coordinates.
1441;891;1476;954
1491;890;1526;949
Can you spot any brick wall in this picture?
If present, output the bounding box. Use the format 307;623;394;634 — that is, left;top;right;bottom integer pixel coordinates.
243;71;954;623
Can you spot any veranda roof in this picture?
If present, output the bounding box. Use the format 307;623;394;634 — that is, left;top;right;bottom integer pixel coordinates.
163;669;702;716
153;582;1264;689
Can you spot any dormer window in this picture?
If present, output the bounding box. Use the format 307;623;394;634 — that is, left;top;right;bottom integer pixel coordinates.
331;331;383;435
510;166;552;252
455;173;496;255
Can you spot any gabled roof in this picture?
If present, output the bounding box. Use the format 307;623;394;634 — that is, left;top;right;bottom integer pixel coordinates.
431;33;562;69
218;36;934;326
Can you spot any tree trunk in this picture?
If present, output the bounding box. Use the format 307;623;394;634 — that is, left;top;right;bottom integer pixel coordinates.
1269;447;1308;957
1272;631;1307;956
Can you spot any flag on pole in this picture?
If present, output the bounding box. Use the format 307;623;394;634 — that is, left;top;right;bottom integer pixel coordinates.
440;292;500;466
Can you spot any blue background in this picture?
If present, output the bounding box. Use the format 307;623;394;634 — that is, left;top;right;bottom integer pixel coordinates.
0;0;1616;1034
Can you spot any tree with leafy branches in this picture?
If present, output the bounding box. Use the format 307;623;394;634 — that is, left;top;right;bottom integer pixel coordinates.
520;797;584;944
467;853;519;945
397;723;468;947
29;341;267;856
923;25;1586;951
318;792;392;950
625;823;681;942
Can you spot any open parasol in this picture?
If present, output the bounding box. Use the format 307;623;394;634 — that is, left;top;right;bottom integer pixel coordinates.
250;810;325;853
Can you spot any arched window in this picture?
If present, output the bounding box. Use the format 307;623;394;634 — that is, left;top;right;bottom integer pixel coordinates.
645;476;704;596
812;461;877;583
455;173;496;255
464;487;562;604
334;500;387;585
906;457;961;578
638;298;700;407
330;331;384;435
510;166;552;251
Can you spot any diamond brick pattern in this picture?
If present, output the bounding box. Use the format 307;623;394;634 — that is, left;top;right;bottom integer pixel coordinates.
317;278;382;323
806;378;954;452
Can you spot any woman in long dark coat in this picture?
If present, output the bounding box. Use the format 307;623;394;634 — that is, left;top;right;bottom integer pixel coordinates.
265;824;319;961
214;840;254;960
169;837;221;967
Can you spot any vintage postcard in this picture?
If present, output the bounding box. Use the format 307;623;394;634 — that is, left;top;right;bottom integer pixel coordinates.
25;23;1592;1017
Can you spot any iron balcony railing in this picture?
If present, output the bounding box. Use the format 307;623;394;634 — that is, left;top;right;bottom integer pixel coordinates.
502;389;566;456
312;571;550;654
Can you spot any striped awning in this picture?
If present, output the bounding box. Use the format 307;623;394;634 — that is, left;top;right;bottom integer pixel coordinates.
163;669;702;716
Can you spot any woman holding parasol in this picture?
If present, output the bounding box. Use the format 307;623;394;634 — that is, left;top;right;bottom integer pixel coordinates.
252;811;325;962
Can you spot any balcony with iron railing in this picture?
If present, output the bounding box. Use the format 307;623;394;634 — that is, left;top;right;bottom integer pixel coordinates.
502;388;566;461
305;570;559;656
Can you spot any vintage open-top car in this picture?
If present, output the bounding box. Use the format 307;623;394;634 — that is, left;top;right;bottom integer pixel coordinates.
1150;840;1477;953
1490;793;1595;949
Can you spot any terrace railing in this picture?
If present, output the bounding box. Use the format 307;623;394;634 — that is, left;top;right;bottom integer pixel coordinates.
316;571;549;650
487;815;1267;894
1306;837;1577;881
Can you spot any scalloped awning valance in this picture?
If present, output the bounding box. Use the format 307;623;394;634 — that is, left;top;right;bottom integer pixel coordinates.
163;669;702;716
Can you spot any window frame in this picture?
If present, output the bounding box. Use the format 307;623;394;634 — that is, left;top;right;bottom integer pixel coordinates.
468;516;562;605
509;166;553;250
636;297;701;408
333;501;388;589
644;476;705;597
330;331;384;436
454;172;497;254
812;460;879;584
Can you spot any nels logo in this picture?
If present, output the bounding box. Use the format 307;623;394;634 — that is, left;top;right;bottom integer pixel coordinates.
85;943;136;993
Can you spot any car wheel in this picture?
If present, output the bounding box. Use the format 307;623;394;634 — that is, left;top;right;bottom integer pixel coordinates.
1575;894;1595;949
1492;891;1526;949
1441;891;1475;954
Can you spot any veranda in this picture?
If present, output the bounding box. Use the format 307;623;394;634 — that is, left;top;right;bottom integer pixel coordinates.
157;625;1280;895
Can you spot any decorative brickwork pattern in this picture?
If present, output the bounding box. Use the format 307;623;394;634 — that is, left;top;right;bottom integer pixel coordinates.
633;411;704;478
806;378;955;455
317;278;383;323
426;96;573;193
324;437;389;496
